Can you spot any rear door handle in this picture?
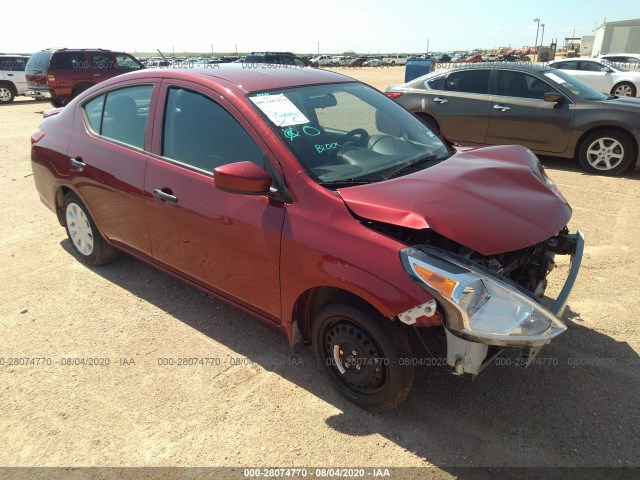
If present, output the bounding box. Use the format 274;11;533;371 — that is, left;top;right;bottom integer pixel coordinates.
433;97;448;104
493;104;511;111
70;157;86;172
153;188;178;204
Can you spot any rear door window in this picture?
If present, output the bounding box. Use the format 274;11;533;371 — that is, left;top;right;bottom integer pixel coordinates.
444;70;490;94
51;52;87;70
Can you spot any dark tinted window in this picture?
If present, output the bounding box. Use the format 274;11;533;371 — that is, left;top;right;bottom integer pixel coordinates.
92;54;113;70
426;74;446;90
580;61;606;72
0;57;27;71
25;51;53;72
89;85;154;148
162;88;264;172
444;70;490;94
51;52;87;70
495;71;557;99
552;61;578;70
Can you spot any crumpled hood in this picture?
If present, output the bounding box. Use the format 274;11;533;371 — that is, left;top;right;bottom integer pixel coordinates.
337;145;572;255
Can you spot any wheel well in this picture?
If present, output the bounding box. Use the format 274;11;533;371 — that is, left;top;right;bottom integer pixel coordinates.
414;112;440;131
574;126;638;159
0;81;17;95
55;186;72;225
292;287;384;341
72;83;94;95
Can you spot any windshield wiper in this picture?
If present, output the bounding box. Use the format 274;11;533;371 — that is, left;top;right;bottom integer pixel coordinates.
318;178;375;188
383;154;440;180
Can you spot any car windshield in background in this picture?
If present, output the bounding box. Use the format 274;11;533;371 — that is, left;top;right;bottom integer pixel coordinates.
542;69;608;101
248;83;449;187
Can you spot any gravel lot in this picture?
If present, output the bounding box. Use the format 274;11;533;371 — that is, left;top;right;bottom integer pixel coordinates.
1;67;639;478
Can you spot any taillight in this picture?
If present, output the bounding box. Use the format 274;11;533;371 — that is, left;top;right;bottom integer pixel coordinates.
31;130;45;144
47;74;57;87
385;92;403;100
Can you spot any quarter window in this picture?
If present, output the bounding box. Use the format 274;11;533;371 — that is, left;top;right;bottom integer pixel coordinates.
162;88;264;172
444;70;490;94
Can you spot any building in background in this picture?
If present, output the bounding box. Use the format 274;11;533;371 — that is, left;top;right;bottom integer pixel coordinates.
592;19;640;56
580;36;595;57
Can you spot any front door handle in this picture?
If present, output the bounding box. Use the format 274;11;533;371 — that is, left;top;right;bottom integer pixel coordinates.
493;104;511;111
433;97;448;104
153;188;178;204
70;157;86;172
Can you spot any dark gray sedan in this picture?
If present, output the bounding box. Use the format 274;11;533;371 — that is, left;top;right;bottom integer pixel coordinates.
385;63;640;175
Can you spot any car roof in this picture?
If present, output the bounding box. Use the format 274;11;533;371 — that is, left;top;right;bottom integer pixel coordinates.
110;64;357;93
445;62;550;73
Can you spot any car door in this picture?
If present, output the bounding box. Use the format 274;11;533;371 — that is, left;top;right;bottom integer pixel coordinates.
425;69;492;144
144;81;285;321
68;81;157;255
1;57;27;94
485;69;574;153
576;61;613;93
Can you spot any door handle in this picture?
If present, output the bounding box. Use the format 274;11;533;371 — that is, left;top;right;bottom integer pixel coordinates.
153;188;178;204
93;74;101;77
493;104;511;111
69;157;86;172
433;97;448;104
7;73;13;77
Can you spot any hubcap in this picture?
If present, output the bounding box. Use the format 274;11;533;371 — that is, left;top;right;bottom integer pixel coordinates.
585;137;624;171
66;203;94;256
0;87;11;102
615;84;633;96
323;321;386;393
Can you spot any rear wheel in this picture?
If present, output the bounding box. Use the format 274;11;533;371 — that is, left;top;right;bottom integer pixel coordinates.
62;193;118;265
611;82;636;97
51;99;67;108
577;130;636;175
312;303;414;411
0;85;15;103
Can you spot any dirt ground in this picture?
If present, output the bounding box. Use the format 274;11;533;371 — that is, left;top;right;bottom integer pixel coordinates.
1;66;639;478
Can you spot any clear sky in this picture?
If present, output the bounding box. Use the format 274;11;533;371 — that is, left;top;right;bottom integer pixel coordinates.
3;0;639;55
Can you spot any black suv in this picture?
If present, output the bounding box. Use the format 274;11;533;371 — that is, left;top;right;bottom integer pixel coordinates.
25;48;143;107
242;52;306;67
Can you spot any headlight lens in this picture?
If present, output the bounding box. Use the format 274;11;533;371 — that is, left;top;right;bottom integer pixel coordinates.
401;247;566;346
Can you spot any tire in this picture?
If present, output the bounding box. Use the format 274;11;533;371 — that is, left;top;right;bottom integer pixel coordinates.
312;302;414;411
0;84;15;103
611;82;637;97
71;85;90;99
62;193;118;266
577;129;636;176
51;99;67;108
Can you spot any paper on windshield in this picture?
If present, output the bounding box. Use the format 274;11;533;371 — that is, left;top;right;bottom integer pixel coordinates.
544;72;566;85
250;94;310;126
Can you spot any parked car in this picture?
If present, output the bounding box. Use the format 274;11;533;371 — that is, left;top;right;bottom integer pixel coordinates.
382;54;408;66
363;58;382;67
435;54;452;63
309;55;337;67
347;57;368;67
460;54;483;63
482;54;499;62
547;58;640;97
597;53;640;70
386;63;640;175
31;65;583;411
0;54;38;103
25;48;143;107
242;52;306;67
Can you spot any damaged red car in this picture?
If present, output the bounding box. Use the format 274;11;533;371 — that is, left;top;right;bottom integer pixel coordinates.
31;66;584;411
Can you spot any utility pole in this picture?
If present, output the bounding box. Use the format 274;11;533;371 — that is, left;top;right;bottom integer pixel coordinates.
317;42;320;55
540;24;546;48
533;18;541;51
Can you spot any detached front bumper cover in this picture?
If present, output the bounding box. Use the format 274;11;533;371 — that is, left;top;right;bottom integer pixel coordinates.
400;230;585;348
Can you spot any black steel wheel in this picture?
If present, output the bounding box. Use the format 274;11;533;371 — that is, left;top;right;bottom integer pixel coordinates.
312;303;414;411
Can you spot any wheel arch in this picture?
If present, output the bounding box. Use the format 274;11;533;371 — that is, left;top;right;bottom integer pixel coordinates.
414;111;441;132
0;80;18;95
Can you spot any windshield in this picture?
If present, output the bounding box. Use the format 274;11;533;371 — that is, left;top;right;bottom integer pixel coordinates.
542;69;608;101
248;83;449;187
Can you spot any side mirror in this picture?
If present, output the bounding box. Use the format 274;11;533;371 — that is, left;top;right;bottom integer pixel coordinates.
543;92;564;104
214;161;272;195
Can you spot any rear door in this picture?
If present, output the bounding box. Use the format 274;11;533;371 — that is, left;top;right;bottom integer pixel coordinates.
144;80;285;320
50;51;92;99
485;69;574;153
426;69;492;144
68;81;158;255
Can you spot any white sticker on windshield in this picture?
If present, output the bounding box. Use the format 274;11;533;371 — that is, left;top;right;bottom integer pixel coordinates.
544;72;566;85
250;94;310;126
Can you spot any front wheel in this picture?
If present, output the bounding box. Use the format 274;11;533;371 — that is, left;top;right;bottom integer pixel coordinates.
312;303;414;411
0;85;15;103
62;193;118;265
577;130;636;176
611;82;637;97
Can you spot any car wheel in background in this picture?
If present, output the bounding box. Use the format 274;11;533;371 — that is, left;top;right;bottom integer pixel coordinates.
312;302;414;411
0;84;15;103
611;82;637;97
51;99;67;108
577;130;636;176
62;193;118;266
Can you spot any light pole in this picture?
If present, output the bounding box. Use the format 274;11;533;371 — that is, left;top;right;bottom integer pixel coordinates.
540;24;546;48
533;18;541;51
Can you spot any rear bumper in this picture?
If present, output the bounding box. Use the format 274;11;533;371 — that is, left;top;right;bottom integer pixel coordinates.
28;87;53;99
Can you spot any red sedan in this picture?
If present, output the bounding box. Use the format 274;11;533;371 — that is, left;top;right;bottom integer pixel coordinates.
31;65;583;411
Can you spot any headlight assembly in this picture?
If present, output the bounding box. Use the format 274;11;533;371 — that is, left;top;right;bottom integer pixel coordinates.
400;247;566;346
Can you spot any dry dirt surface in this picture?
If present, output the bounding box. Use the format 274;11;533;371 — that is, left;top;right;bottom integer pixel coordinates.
1;67;640;480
